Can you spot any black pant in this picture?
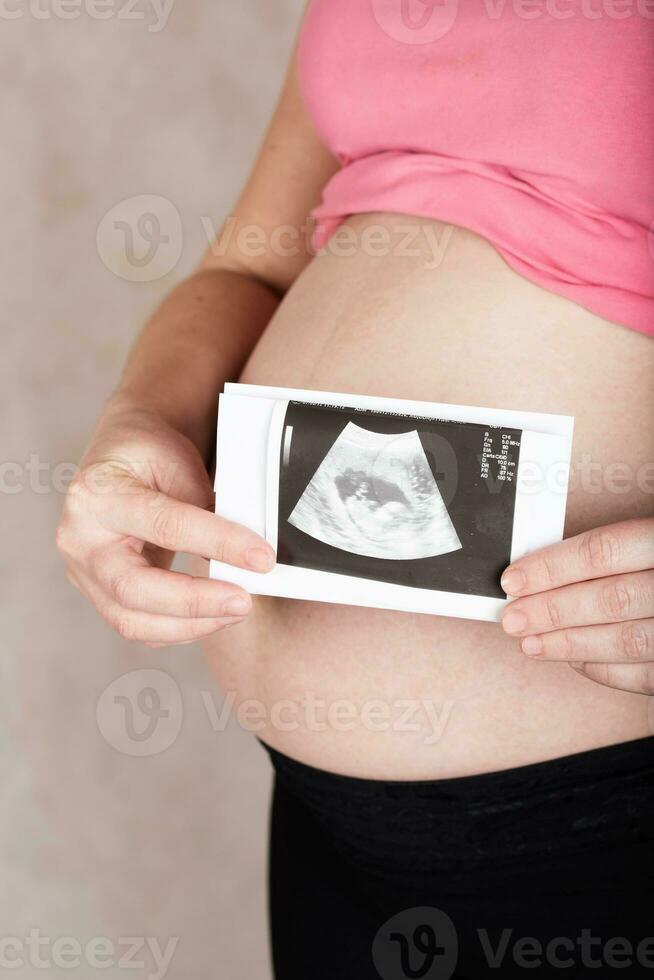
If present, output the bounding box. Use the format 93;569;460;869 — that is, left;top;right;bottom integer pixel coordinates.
264;737;654;979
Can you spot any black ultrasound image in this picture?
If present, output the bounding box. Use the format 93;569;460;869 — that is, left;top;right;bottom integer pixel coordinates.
275;402;522;598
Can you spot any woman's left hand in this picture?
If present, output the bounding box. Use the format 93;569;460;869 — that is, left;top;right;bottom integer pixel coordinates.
500;518;654;693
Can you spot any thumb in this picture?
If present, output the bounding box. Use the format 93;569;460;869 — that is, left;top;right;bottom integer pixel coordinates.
151;436;215;512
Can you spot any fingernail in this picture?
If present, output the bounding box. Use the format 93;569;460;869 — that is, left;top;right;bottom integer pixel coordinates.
521;635;543;656
222;596;251;617
246;547;275;573
501;567;526;595
502;609;528;635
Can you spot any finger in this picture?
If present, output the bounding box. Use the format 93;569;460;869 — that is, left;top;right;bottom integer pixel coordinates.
519;618;654;663
68;567;244;643
501;518;654;597
94;548;252;618
502;570;654;636
569;661;654;696
94;487;276;571
103;606;242;645
74;571;244;643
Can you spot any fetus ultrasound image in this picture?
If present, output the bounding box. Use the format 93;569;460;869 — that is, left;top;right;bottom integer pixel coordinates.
274;401;522;598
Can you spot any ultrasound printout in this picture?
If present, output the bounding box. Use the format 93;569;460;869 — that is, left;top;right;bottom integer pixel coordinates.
288;423;462;560
272;401;523;598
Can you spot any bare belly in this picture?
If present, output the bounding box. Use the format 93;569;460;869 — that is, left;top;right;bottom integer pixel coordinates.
199;213;654;779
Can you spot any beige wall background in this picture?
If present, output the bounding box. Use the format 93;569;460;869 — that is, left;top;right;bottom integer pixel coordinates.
2;2;303;977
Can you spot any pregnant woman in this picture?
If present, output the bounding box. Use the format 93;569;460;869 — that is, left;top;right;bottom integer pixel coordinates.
58;2;654;977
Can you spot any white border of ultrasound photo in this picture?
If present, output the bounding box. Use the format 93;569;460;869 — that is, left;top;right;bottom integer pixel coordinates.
210;384;574;623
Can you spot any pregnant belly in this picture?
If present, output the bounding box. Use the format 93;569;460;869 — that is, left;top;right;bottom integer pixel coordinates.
199;213;654;779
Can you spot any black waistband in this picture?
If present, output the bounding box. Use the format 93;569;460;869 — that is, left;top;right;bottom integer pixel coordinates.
261;737;654;880
262;735;654;802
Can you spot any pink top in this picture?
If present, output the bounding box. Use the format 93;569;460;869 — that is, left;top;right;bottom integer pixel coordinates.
298;0;654;336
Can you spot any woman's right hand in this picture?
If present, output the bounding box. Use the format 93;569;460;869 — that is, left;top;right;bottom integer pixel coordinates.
55;402;275;647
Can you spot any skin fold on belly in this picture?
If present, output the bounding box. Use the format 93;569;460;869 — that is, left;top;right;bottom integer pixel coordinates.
197;212;654;780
